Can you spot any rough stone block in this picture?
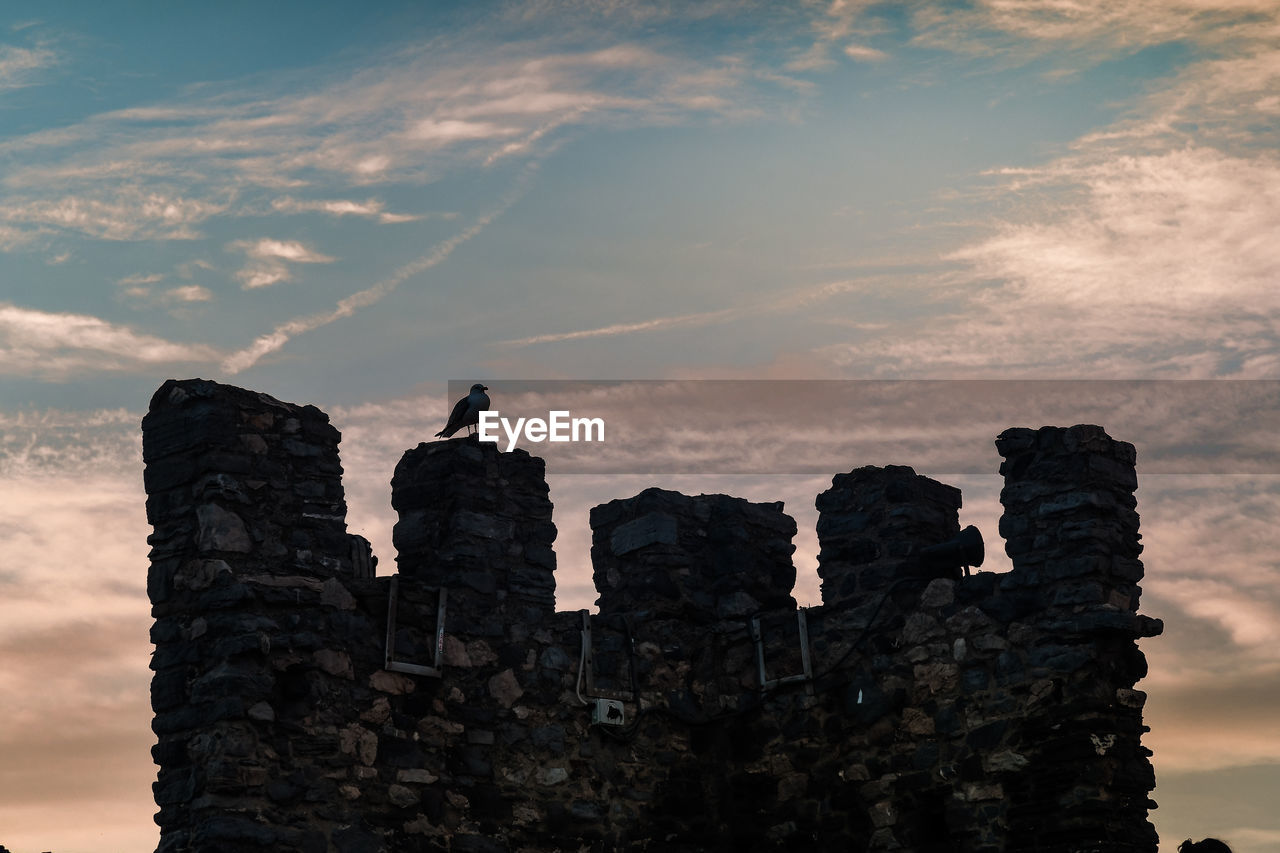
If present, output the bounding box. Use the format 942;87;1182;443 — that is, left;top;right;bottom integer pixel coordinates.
610;512;678;556
195;505;252;553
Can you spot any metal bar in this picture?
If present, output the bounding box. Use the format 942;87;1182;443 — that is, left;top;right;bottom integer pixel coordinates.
753;608;813;690
797;608;812;680
384;574;445;678
751;615;769;688
384;575;399;672
432;587;448;671
580;612;636;702
581;610;593;693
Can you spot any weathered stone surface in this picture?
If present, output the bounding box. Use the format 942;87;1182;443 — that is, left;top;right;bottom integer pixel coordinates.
369;670;415;694
488;669;524;708
591;487;797;621
610;511;678;555
315;649;354;679
321;577;357;610
196;504;252;553
816;465;963;605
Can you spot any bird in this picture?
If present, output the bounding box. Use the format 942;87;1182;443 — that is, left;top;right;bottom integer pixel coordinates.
436;383;490;438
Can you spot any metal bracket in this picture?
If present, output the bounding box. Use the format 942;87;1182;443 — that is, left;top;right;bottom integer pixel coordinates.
580;610;635;702
384;575;447;677
751;608;813;690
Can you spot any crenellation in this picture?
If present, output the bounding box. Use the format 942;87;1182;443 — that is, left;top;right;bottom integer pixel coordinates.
392;437;557;629
142;379;1163;852
591;487;797;621
815;465;964;607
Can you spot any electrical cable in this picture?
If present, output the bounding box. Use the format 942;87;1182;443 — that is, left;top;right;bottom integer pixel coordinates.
574;609;591;706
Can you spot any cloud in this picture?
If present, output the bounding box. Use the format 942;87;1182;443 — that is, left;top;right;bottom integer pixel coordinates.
0;35;765;221
0;42;54;89
0;437;158;851
221;166;534;373
230;237;336;290
499;305;745;346
117;273;164;286
0;188;229;242
0;223;40;250
115;274;212;306
961;147;1280;299
497;275;882;347
785;0;892;71
1079;40;1280;154
1161;579;1280;648
163;284;212;303
908;0;1280;62
236;266;290;289
843;44;888;62
1146;682;1280;772
236;237;335;263
409;118;519;142
813;2;1280;380
269;196;425;223
0;303;219;378
0;17;808;368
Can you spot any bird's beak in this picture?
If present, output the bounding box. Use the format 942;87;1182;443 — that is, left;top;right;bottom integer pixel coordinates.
482;386;489;391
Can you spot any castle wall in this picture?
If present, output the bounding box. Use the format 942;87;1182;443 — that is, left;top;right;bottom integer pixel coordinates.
142;379;1162;852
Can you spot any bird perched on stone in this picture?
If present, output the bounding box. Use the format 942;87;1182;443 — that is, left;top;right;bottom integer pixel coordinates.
436;383;490;437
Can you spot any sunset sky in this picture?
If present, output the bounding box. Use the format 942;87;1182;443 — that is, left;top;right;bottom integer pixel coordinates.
2;1;1280;850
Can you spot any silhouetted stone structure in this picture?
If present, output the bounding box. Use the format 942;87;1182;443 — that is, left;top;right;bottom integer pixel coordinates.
143;379;1163;852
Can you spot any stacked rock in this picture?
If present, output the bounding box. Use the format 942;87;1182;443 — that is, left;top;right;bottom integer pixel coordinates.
995;425;1162;851
143;378;373;852
590;487;798;622
391;435;558;632
815;465;963;607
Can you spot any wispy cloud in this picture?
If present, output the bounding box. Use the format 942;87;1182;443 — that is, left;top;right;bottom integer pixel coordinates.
0;37;765;252
947;147;1280;345
499;305;745;346
786;0;876;71
0;431;157;851
0;189;229;241
0;303;218;378
222;164;537;373
843;44;888;62
116;273;163;286
810;1;1280;380
269;196;426;223
497;275;884;347
115;273;212;306
0;29;786;367
0;42;54;89
163;284;212;303
235;237;335;264
909;0;1279;62
409;118;520;142
229;237;336;290
486;5;1279;376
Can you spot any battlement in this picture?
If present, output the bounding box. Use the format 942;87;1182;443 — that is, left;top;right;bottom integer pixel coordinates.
143;379;1163;852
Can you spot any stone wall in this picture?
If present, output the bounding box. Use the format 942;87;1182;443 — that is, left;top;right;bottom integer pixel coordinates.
143;379;1163;852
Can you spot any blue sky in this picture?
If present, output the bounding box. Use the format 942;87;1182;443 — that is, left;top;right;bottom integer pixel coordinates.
2;1;1280;850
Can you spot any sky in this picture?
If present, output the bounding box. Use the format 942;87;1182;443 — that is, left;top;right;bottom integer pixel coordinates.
1;0;1279;850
